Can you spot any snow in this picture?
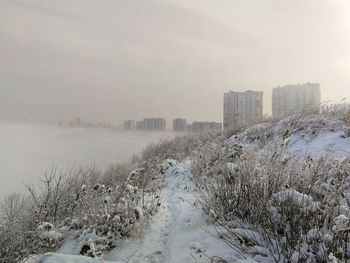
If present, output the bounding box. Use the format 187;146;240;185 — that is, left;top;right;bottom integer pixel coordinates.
226;162;239;172
272;188;320;212
26;253;115;263
39;160;252;263
7;113;350;263
286;131;350;158
103;159;243;262
57;230;102;255
37;222;63;244
30;115;350;263
333;214;349;225
274;115;350;158
228;115;350;159
274;115;345;135
125;184;135;194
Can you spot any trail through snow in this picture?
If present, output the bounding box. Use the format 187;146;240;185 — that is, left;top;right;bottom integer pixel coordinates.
40;160;242;263
104;159;237;262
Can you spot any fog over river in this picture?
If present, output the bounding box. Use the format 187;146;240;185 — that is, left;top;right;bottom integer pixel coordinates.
0;122;174;200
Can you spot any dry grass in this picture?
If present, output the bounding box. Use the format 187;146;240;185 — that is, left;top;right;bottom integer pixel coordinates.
192;105;350;262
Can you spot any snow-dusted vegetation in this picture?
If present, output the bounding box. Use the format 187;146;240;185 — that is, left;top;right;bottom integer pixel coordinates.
1;108;350;263
193;109;350;262
0;142;183;262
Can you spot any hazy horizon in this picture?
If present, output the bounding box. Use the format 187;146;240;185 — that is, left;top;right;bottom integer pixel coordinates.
0;122;174;199
1;0;350;123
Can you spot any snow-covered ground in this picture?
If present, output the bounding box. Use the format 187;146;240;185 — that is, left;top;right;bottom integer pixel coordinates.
281;116;350;158
286;131;350;158
37;160;245;263
230;115;350;159
24;115;350;263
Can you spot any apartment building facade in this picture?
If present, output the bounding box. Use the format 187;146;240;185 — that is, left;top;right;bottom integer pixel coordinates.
223;90;263;129
173;118;187;132
139;118;166;131
272;83;321;117
123;120;136;130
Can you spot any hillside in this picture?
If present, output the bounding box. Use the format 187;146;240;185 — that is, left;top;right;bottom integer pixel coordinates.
2;113;350;263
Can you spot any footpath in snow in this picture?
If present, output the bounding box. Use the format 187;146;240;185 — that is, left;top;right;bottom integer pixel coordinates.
103;159;236;263
40;160;241;263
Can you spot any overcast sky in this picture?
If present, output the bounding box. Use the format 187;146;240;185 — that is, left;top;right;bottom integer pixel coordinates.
1;0;350;123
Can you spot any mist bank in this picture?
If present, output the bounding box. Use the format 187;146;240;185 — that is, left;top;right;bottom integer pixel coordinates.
0;122;175;199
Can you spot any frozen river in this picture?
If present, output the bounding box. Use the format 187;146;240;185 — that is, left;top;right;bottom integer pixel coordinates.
0;122;174;200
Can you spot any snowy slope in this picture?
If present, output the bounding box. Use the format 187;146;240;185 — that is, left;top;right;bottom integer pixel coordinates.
33;115;350;263
287;131;350;158
229;115;350;158
39;160;248;263
280;116;350;158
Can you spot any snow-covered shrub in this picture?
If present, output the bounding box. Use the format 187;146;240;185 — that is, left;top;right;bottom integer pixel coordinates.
63;164;164;255
321;102;350;127
235;122;274;147
0;193;34;263
0;151;170;261
190;111;350;262
196;141;350;262
274;115;344;138
36;222;63;248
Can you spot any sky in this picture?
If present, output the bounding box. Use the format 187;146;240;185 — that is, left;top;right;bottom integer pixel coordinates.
1;0;350;123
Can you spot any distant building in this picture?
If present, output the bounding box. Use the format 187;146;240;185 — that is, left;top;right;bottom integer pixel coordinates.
123;120;136;130
192;121;222;133
272;83;321;117
173;118;187;132
137;118;166;131
223;90;263;130
185;124;193;132
136;121;144;130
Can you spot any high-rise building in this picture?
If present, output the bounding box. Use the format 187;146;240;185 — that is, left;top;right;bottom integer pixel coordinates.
123;120;136;130
173;118;187;132
223;90;263;130
137;118;166;131
272;83;321;117
185;124;193;132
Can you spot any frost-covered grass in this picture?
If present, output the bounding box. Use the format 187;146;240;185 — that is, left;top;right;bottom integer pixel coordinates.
0;162;163;262
192;110;350;262
197;150;350;261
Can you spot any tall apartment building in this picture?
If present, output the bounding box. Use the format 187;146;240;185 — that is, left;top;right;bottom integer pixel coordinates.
123;120;136;130
138;118;166;131
223;90;263;129
272;83;321;117
173;118;187;132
